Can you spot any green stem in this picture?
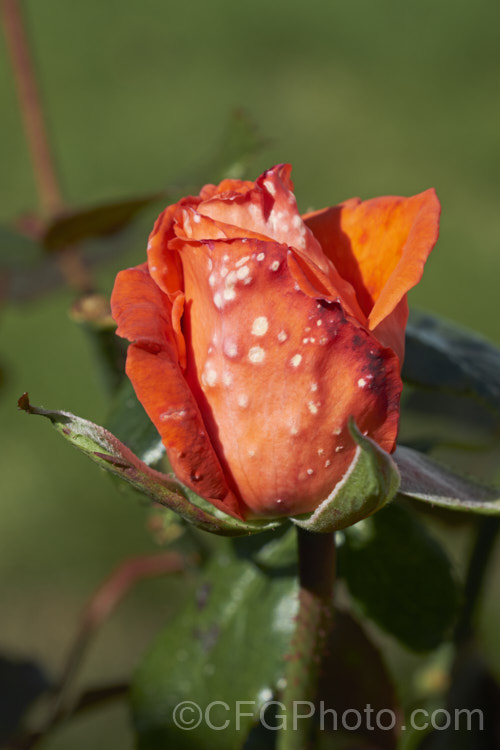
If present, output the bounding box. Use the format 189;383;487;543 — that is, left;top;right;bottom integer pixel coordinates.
277;527;336;750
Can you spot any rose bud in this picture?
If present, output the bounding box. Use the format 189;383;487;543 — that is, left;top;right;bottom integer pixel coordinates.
111;164;440;521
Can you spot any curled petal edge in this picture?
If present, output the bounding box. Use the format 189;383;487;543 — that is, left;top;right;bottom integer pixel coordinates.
17;393;284;537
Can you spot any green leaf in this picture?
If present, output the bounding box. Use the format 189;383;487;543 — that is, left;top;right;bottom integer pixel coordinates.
403;310;500;417
18;393;282;536
0;654;51;744
395;445;500;516
291;421;400;533
337;504;460;652
132;538;297;750
42;193;165;251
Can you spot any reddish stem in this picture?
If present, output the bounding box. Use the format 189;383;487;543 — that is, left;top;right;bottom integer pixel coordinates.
1;0;62;216
1;0;94;293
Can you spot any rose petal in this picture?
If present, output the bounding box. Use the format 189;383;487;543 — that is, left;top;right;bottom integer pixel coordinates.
194;164;365;322
175;206;270;243
111;264;244;519
304;189;440;342
178;237;402;517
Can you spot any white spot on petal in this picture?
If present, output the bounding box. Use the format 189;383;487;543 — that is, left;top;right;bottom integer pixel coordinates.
222;371;233;386
264;179;277;196
307;469;314;476
203;368;218;387
308;401;319;415
224;341;238;358
159;409;187;421
251;316;269;336
325;459;331;468
237;393;249;408
223;288;236;301
311;383;318;392
290;354;302;367
358;378;367;388
292;215;302;229
193;213;201;224
235;255;250;267
270;260;280;271
236;265;250;280
214;292;223;309
277;330;288;342
257;252;265;261
209;273;216;287
248;346;265;363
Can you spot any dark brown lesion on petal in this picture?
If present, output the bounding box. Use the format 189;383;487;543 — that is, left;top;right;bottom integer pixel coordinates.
352;334;364;349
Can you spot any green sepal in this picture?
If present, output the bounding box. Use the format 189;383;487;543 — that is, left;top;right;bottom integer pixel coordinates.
18;393;283;537
291;420;400;533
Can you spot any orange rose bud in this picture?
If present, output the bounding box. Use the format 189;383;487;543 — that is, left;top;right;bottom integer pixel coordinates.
111;165;440;520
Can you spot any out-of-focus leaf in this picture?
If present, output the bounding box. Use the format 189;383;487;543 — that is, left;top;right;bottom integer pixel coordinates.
337;504;460;652
395;446;500;516
0;654;51;743
18;393;283;536
132;536;297;750
42;193;165;251
0;225;42;268
399;388;499;455
403;310;500;417
292;421;400;533
416;649;500;750
316;611;400;750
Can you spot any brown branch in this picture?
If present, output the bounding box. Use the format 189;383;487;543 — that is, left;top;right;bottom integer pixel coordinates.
1;0;62;216
1;0;95;293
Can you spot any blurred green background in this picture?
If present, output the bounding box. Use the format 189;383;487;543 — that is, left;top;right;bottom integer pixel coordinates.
1;0;500;747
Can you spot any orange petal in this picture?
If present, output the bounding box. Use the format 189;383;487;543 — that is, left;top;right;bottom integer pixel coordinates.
178;237;402;517
198;164;324;262
110;264;244;519
304;189;440;336
195;164;366;322
147;196;201;299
